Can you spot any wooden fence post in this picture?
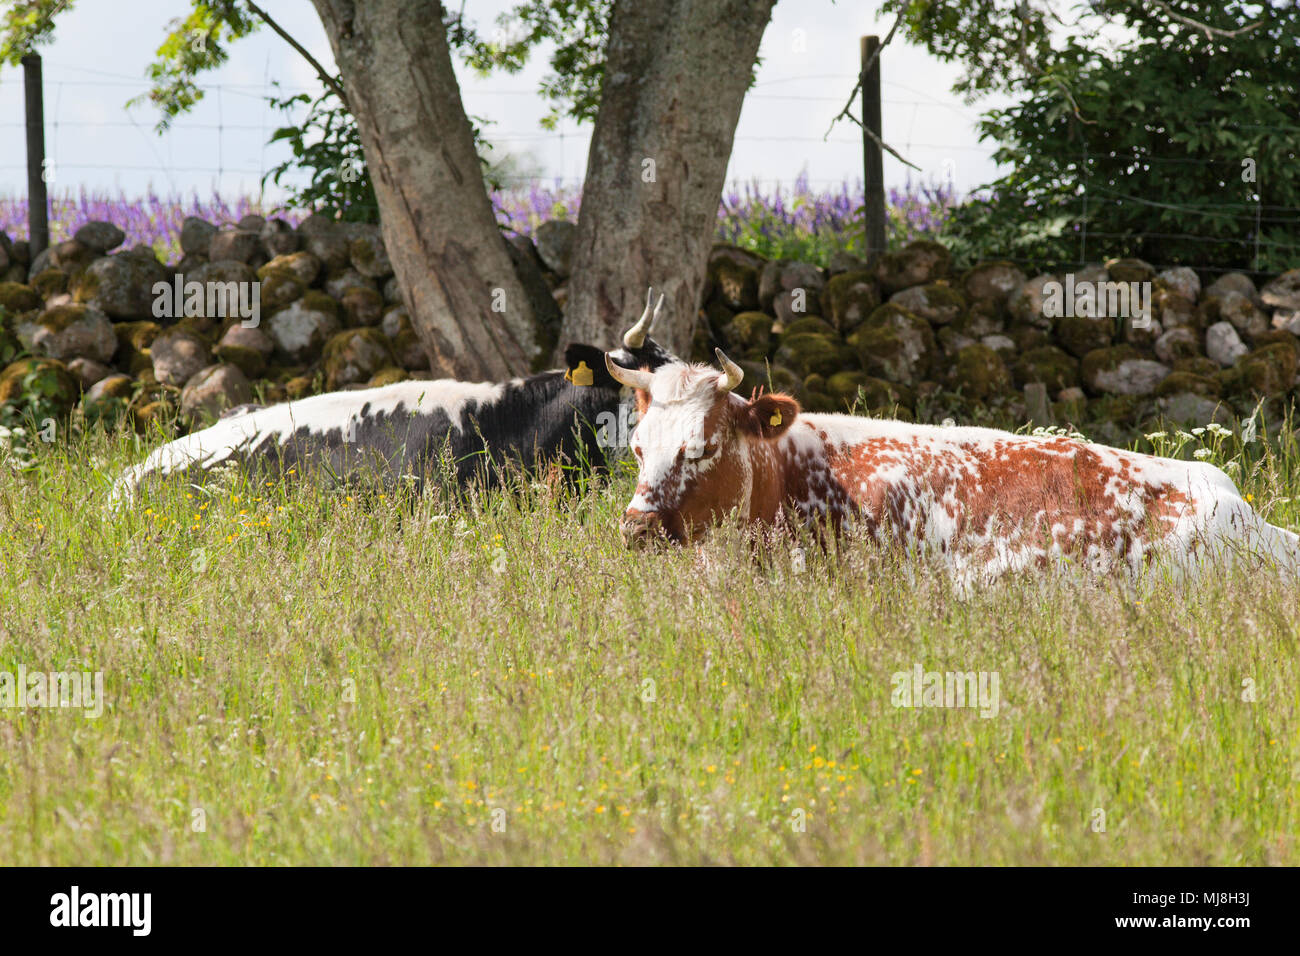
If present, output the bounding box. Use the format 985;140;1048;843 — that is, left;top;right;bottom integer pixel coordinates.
22;52;49;259
861;36;886;263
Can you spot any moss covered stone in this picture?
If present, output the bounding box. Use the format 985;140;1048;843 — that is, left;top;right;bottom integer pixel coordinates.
389;328;430;371
131;400;173;436
875;240;951;294
1172;356;1220;378
1087;394;1141;427
300;289;341;320
1055;314;1115;358
961;261;1027;308
846;305;936;386
703;299;736;339
824;370;871;405
1153;288;1198;331
855;376;914;416
87;373;135;401
113;320;162;374
949;301;1004;338
1250;329;1300;357
0;357;79;417
724;311;774;355
323;327;394;389
774;332;854;379
708;255;760;311
1153;371;1220;400
72;252;169;319
213;343;267;378
1079;344;1136;379
81;373;135;427
1222;344;1298;398
1008;323;1050;352
800;389;839;413
258;269;306;313
367;366;408;387
268;295;341;363
822;370;915;415
1013;345;1079;391
284;375;315;400
258;250;321;286
0;281;42;315
946;344;1012;401
689;323;715;364
16;304;118;365
731;361;805;404
1201;290;1269;340
340;286;384;327
1053;392;1087;422
889;281;965;326
29;270;67;300
1106;257;1156;283
1006;274;1058;329
819;270;880;331
1081;345;1171;396
782;316;837;338
180;363;255;424
0;326;19;365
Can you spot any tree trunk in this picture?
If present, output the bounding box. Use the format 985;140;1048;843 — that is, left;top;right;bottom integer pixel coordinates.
311;0;543;381
561;0;776;358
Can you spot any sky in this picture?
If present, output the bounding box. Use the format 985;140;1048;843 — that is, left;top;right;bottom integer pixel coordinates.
0;1;1012;204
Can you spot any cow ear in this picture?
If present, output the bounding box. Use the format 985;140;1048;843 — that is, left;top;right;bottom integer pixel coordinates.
563;344;617;388
746;393;799;440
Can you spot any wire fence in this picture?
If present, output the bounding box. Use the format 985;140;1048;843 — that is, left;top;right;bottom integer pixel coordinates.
1;62;1297;276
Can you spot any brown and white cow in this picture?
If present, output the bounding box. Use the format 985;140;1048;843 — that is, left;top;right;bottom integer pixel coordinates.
605;350;1300;585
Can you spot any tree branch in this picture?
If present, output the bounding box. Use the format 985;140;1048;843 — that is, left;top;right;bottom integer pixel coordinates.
244;0;349;105
1142;0;1264;39
823;10;918;170
825;10;903;138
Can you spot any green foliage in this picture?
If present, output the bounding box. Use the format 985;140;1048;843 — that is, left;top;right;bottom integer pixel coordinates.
0;306;21;365
939;198;1078;273
0;0;74;66
262;83;519;222
263;84;378;223
0;362;66;469
894;0;1300;272
129;1;262;131
452;0;611;130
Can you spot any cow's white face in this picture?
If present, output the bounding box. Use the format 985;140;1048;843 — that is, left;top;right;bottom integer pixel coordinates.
617;362;797;545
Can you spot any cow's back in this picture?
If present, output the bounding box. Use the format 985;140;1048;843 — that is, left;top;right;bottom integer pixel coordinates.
789;415;1266;575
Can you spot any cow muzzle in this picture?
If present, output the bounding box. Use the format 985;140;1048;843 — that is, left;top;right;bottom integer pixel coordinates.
621;509;667;549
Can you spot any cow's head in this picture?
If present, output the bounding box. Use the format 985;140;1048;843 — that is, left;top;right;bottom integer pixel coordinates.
562;288;677;389
606;349;799;546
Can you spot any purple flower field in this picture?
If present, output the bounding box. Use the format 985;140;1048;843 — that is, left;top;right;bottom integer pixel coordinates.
0;177;959;265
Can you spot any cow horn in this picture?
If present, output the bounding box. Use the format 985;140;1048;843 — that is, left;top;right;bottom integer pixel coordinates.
715;348;744;392
606;353;656;391
623;287;664;349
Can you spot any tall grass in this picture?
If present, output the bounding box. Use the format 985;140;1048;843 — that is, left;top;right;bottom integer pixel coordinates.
0;416;1296;865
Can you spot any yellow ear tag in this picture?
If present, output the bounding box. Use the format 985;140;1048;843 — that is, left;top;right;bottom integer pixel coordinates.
568;360;594;387
769;410;783;427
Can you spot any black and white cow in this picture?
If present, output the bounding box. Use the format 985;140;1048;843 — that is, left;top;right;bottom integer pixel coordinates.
110;290;675;505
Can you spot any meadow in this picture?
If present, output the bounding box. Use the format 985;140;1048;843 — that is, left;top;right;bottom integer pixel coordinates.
0;411;1297;865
